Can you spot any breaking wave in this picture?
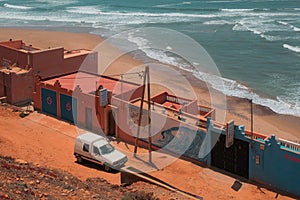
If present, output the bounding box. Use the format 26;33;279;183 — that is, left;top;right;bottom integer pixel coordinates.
283;44;300;53
66;6;102;15
126;32;300;117
4;3;32;10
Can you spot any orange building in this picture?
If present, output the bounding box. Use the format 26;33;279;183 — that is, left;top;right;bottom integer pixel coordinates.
33;71;141;133
0;39;97;104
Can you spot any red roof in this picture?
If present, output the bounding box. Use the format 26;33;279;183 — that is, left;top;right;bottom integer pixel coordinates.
43;72;139;95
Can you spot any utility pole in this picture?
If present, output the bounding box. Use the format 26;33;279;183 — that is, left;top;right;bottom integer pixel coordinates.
250;99;254;142
134;66;152;162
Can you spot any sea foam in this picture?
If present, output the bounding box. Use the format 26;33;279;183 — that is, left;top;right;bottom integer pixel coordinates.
66;6;102;15
283;44;300;53
126;32;300;117
194;71;300;117
4;3;32;10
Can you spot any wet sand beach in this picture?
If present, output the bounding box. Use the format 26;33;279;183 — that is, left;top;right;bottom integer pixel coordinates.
0;28;299;142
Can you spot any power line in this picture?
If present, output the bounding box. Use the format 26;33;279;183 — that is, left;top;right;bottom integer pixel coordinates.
55;71;144;80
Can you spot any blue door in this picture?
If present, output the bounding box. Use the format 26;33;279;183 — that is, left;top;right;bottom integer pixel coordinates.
60;94;77;124
42;88;57;117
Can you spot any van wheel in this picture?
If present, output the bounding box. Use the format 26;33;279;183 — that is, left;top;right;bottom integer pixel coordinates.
104;165;111;172
76;156;83;163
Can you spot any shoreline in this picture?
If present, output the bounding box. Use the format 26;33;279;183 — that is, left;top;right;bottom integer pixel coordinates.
0;27;299;142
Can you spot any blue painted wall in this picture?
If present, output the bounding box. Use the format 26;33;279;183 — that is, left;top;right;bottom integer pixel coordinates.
249;135;300;197
207;119;300;197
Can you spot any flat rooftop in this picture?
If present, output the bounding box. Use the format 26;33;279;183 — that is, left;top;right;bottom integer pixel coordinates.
131;99;207;129
0;40;40;52
43;71;139;95
0;66;30;75
64;49;92;59
0;40;92;58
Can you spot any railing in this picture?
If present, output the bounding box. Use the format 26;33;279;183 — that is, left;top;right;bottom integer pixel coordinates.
278;138;300;152
211;120;225;130
166;95;190;105
203;108;215;120
244;130;268;140
198;105;212;113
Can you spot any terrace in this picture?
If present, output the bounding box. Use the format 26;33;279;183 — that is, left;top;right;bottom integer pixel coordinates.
130;92;215;130
63;49;93;59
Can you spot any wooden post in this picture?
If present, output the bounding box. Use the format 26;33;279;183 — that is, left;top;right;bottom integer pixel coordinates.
134;67;147;154
121;75;124;110
133;66;152;162
147;67;152;162
250;99;253;141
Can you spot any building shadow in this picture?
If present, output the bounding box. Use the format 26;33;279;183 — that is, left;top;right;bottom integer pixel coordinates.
125;166;203;200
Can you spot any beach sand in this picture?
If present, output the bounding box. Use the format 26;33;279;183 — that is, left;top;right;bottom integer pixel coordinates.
0;28;299;142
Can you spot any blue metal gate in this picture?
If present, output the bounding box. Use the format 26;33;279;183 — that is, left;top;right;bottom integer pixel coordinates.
41;88;57;117
60;94;77;124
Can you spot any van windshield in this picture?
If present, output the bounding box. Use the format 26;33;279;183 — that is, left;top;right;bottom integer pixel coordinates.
99;144;115;155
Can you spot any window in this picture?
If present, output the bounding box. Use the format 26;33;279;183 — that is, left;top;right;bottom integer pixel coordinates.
100;144;115;155
93;146;100;155
83;143;89;152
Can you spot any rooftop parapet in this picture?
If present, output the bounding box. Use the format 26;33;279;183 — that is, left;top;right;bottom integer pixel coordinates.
0;39;40;51
63;49;93;59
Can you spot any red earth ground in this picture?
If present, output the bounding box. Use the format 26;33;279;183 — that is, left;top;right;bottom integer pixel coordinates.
0;105;296;200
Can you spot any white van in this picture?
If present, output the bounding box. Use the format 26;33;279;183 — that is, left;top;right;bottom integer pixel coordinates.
74;132;128;171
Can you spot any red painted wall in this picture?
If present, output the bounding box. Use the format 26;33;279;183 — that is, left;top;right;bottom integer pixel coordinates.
0;73;12;102
0;70;34;104
184;100;198;115
112;96;183;144
65;52;98;74
0;73;5;97
29;48;64;78
150;92;167;104
0;46;29;68
113;85;144;102
34;78;109;133
1;40;97;105
10;70;34;104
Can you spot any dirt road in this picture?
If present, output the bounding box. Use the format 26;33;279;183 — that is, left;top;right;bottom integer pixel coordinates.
0;106;294;199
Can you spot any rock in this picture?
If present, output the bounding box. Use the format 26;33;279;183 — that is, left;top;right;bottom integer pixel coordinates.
61;193;67;196
24;188;29;193
62;189;70;194
28;181;35;185
15;159;28;165
92;194;100;198
43;193;48;197
36;180;40;184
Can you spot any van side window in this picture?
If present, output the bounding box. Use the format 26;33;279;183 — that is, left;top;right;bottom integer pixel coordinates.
83;143;89;152
93;146;100;155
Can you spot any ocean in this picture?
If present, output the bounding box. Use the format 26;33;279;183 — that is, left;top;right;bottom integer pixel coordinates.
0;0;299;116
